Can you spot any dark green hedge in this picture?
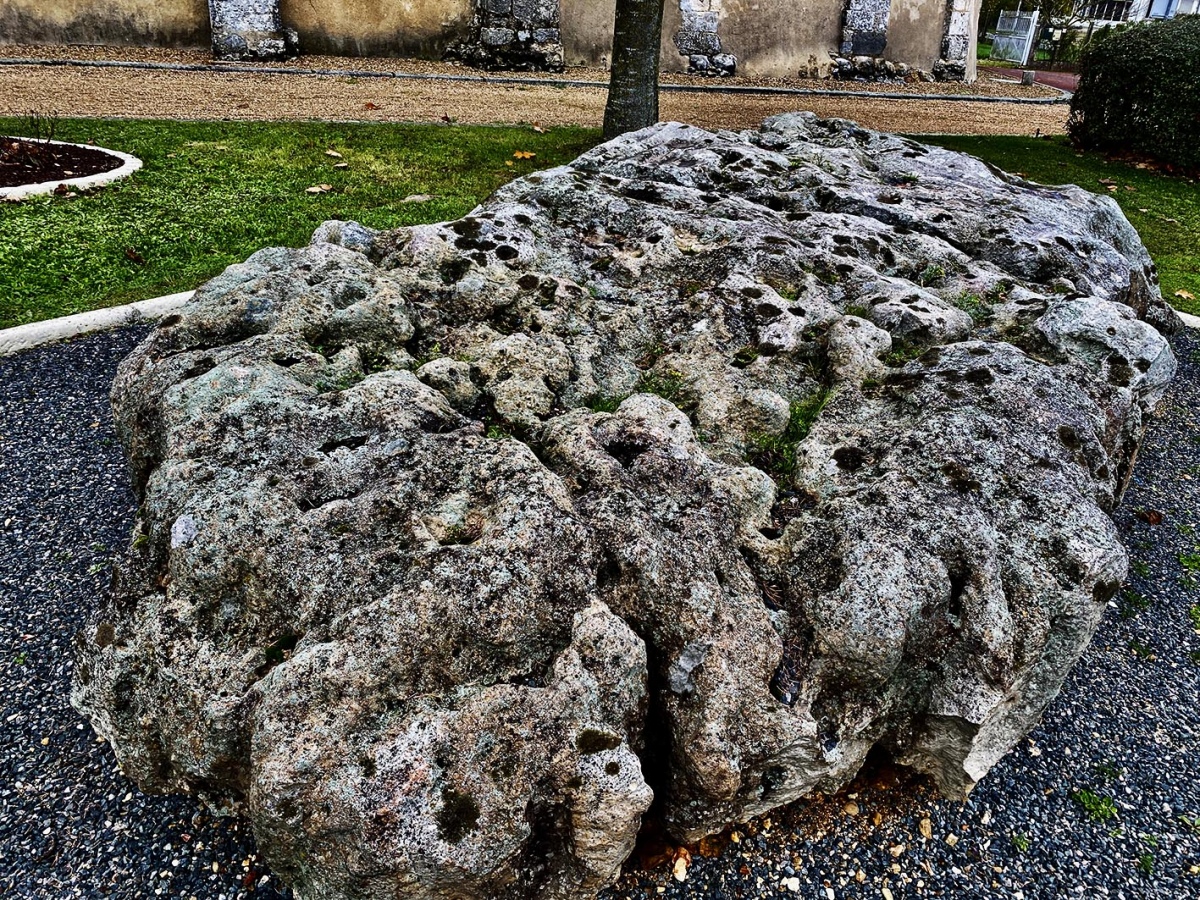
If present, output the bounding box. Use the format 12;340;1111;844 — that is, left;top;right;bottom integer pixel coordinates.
1068;15;1200;172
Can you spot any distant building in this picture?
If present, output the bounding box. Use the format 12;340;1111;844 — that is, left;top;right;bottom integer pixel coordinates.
1077;0;1200;25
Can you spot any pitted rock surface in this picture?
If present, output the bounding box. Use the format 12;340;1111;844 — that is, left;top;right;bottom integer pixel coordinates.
73;114;1179;900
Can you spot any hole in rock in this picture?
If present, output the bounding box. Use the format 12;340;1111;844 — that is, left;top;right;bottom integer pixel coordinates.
319;434;370;454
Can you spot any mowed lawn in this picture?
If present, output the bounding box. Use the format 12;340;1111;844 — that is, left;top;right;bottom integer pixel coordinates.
0;119;597;329
0;119;1196;328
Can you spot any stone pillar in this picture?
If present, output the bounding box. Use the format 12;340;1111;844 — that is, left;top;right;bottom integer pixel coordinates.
208;0;297;61
832;0;894;80
840;0;891;58
449;0;564;71
674;0;735;76
934;0;977;81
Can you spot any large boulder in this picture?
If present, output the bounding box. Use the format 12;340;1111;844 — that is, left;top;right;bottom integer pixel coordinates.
72;114;1178;899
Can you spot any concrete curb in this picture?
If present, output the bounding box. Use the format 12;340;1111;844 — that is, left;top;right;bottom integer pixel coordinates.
0;138;142;201
0;291;194;357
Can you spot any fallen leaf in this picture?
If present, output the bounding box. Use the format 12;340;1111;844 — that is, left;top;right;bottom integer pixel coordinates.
1136;508;1164;525
305;184;333;194
124;247;146;264
441;114;457;124
325;150;343;158
513;150;537;160
945;833;959;847
919;817;933;839
505;160;514;167
1098;177;1118;185
400;194;434;203
1176;290;1196;301
364;102;381;111
333;162;350;170
532;122;546;133
672;847;691;881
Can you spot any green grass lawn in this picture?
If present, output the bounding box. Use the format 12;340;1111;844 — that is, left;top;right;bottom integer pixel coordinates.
0;119;596;329
0;120;1196;328
924;135;1200;317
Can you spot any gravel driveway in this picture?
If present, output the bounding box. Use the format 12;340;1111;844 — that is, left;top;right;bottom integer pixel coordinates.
1;325;1196;899
0;48;1069;135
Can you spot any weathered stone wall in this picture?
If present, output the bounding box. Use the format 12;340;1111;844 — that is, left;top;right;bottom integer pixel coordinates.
1;0;975;80
445;0;564;71
279;0;472;59
0;0;209;49
209;0;295;60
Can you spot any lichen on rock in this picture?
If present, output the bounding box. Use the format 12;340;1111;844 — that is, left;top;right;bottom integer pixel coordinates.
72;113;1178;899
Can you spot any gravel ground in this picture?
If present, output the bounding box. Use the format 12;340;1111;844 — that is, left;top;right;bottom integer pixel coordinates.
2;44;1062;99
0;54;1069;135
1;325;1196;899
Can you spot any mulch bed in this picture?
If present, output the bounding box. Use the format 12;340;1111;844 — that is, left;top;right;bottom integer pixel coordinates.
0;138;122;189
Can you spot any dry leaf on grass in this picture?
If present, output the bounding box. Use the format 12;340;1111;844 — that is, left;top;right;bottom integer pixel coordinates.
513;150;536;160
1176;290;1196;301
325;150;343;158
305;184;333;194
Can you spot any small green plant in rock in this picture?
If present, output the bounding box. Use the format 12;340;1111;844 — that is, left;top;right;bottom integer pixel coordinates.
1136;852;1155;875
1072;788;1118;822
883;343;927;367
1180;551;1200;573
746;389;831;483
585;394;625;413
1094;760;1123;782
1189;605;1200;633
637;370;687;405
916;263;947;287
1011;832;1031;853
952;292;992;323
1131;559;1151;578
14;651;28;666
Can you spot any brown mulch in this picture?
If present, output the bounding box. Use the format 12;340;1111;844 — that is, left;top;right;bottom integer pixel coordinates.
0;137;121;188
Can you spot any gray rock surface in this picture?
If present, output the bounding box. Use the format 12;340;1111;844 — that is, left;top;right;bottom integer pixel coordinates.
72;113;1179;900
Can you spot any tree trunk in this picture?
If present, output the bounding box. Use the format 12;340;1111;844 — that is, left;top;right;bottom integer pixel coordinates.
603;0;666;141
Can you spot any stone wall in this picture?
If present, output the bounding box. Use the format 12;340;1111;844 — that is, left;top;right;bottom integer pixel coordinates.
446;0;564;71
0;0;209;49
0;0;976;80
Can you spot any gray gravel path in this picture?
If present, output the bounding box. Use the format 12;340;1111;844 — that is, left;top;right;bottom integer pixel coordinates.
1;326;1197;899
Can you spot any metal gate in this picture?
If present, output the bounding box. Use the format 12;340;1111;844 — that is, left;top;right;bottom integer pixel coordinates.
991;9;1040;66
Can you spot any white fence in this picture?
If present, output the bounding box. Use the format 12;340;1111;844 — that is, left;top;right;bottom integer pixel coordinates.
990;9;1040;65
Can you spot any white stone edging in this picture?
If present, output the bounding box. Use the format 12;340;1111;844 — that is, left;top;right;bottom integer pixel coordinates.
0;138;142;201
0;291;194;357
1180;310;1200;329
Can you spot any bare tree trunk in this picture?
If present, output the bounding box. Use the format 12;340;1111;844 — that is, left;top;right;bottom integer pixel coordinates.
603;0;666;141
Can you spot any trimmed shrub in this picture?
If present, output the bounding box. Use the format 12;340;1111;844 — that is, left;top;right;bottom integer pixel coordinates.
1068;15;1200;173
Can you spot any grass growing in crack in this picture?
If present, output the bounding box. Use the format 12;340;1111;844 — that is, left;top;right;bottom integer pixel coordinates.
1131;559;1151;578
746;389;831;483
1136;853;1155;875
1189;605;1200;633
952;292;994;323
1072;788;1118;822
883;342;928;367
637;371;687;405
0;117;598;328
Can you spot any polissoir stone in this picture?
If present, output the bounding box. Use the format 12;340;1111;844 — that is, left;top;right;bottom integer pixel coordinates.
73;114;1178;899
